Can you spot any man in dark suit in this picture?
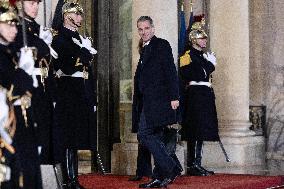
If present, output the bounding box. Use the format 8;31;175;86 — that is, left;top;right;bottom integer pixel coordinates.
132;16;182;188
128;39;152;182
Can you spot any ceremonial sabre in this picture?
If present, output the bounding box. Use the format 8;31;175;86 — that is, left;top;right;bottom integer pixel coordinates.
20;0;27;48
95;151;106;175
218;140;231;162
83;0;87;37
43;0;47;28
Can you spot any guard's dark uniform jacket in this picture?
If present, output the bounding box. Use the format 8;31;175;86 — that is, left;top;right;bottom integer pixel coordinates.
0;44;33;96
51;26;96;162
10;17;56;164
179;47;219;141
0;44;42;189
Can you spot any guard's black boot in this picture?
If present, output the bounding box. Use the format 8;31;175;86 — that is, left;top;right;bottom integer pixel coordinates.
66;149;86;189
54;163;71;189
194;141;214;176
187;140;214;176
187;140;205;176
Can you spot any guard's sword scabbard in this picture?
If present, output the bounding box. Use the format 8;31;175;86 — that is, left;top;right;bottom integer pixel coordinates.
96;151;106;175
218;140;231;162
20;0;28;48
43;0;47;28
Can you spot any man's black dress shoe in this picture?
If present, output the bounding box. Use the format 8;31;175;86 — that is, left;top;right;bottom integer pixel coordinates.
71;181;86;189
128;175;143;181
159;178;171;188
139;179;162;188
160;166;182;187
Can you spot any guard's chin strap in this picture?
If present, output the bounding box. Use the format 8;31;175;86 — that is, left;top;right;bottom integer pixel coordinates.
22;11;35;22
197;44;203;49
192;42;203;51
0;33;9;46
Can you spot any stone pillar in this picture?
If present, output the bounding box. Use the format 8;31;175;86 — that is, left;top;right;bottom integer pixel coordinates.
36;0;58;26
111;0;186;175
201;0;265;173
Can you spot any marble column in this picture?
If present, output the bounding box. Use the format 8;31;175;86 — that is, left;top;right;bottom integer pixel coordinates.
35;0;58;26
201;0;265;173
111;0;185;175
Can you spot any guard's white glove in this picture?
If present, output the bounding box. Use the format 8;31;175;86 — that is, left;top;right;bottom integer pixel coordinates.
72;35;97;55
94;106;96;112
0;89;9;129
0;164;11;182
19;48;38;87
32;74;38;88
39;26;58;59
203;52;217;66
0;90;13;146
39;26;53;45
19;48;35;75
80;36;97;54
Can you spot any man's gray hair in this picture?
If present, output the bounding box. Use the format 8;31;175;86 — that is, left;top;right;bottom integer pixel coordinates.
137;16;154;27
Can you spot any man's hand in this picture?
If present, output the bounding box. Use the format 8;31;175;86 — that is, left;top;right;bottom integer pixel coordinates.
171;100;179;110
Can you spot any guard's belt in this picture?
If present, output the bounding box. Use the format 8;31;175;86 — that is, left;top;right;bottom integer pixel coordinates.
13;95;31;107
33;68;48;77
189;81;211;87
56;69;88;79
13;99;21;106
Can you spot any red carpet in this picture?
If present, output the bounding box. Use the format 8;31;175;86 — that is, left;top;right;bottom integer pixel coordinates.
79;174;284;189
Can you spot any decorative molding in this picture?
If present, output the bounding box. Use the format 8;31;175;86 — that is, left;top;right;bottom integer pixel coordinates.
219;120;255;137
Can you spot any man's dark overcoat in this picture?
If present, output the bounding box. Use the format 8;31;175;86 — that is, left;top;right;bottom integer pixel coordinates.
132;36;179;133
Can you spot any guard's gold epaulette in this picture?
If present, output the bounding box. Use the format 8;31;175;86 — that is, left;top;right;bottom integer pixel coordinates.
179;50;191;67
